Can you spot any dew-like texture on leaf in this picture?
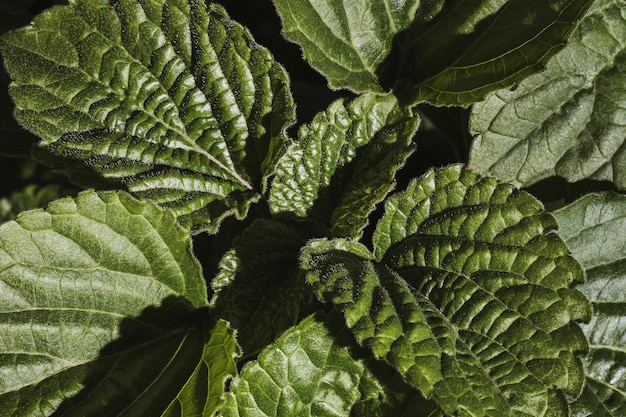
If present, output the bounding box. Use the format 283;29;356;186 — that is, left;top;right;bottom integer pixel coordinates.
269;93;418;239
272;0;419;92
554;193;626;416
469;0;626;189
221;312;429;417
0;0;294;231
210;219;312;359
0;190;238;416
304;165;591;416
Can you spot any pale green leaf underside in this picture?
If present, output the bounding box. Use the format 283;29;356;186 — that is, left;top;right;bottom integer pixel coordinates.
221;312;428;417
269;93;418;239
272;0;419;93
303;165;591;417
0;191;238;416
1;0;294;231
210;219;310;358
273;0;591;106
469;0;626;189
553;193;626;416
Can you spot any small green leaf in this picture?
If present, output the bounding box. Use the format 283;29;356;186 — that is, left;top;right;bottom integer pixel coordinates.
269;93;418;239
0;190;238;416
553;193;626;416
210;219;313;358
221;312;430;417
469;0;626;189
1;0;294;231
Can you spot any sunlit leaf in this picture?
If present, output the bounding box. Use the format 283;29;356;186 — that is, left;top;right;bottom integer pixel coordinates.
1;0;294;231
469;0;626;189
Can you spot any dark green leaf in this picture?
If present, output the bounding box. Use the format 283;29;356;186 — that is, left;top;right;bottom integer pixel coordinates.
554;193;626;416
469;0;626;189
221;312;432;417
0;190;238;416
210;219;313;358
269;93;418;239
1;0;294;231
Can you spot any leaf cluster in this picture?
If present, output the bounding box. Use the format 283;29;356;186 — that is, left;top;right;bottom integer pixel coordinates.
0;0;624;416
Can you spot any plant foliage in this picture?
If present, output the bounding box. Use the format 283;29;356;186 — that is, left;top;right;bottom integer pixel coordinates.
0;0;624;416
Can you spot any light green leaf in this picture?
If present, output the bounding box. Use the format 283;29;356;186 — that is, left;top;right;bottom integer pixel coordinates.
221;312;432;417
272;0;419;93
1;0;294;231
0;183;72;222
273;0;592;105
469;0;626;189
303;165;591;416
0;190;238;416
553;193;626;416
269;93;418;239
210;219;313;358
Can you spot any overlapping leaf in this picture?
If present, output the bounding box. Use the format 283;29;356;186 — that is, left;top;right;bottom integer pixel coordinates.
273;0;592;105
554;193;626;416
0;191;238;416
0;0;294;231
210;219;313;358
269;93;418;239
221;312;434;417
302;165;591;416
469;0;626;189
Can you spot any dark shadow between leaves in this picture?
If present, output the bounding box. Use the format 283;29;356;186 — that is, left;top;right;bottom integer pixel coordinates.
51;295;214;416
525;177;618;211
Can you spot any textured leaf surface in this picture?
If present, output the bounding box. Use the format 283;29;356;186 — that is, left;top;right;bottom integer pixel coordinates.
469;0;626;188
1;0;294;231
210;219;312;358
553;193;626;416
272;0;419;92
269;93;418;238
303;165;591;416
0;191;238;416
273;0;591;105
221;312;432;417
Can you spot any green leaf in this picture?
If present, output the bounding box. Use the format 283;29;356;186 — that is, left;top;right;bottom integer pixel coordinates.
0;183;73;222
272;0;419;93
269;93;418;239
210;219;313;358
221;312;432;417
398;0;593;105
553;193;626;416
0;190;238;416
469;0;626;189
273;0;592;105
1;0;294;231
303;165;592;416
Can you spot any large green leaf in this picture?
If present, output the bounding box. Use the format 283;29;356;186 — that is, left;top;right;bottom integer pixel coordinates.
0;0;294;231
269;93;418;239
302;165;591;416
210;219;314;358
469;0;626;189
221;312;435;417
0;190;238;416
273;0;591;105
553;193;626;416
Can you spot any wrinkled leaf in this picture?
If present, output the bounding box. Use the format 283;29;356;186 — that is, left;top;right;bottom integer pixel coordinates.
273;0;592;105
1;0;294;231
469;0;626;189
303;165;591;416
221;312;432;417
269;93;418;238
554;193;626;416
210;219;313;358
0;190;238;416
